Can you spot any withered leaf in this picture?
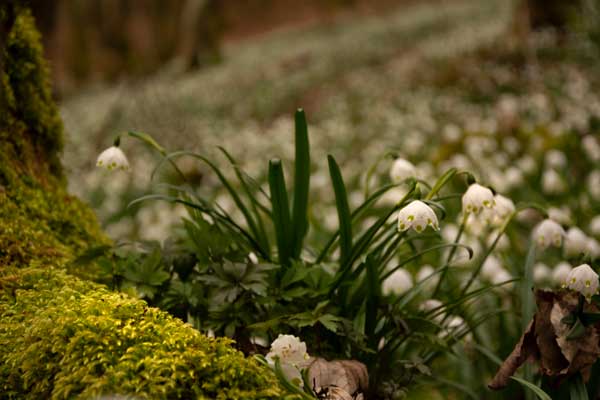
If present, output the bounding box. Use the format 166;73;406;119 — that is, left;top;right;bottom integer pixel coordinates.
308;357;369;395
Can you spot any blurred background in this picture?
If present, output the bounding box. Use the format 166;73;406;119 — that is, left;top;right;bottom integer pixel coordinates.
26;0;600;243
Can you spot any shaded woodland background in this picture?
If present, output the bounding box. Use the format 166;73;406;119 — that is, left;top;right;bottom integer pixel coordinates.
26;0;582;96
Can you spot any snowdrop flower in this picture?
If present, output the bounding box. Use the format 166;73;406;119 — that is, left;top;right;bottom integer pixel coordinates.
532;219;565;249
542;169;566;195
582;135;600;162
248;252;259;264
267;334;310;385
397;200;439;233
587;238;600;259
96;144;129;171
533;262;552;284
544;149;567;169
480;256;503;282
462;183;495;214
564;264;599;301
564;227;589;258
588;170;600;201
390;158;416;183
547;207;572;226
382;269;413;296
484;194;515;226
552;262;572;286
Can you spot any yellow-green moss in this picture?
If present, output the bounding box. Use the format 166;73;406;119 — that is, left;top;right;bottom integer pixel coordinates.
0;268;283;399
0;5;284;399
0;5;108;270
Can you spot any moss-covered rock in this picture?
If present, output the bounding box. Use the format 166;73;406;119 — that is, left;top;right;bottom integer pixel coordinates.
0;4;283;399
0;268;281;399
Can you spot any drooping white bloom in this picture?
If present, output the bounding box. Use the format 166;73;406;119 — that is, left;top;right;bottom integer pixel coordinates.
582;135;600;162
480;256;503;282
588;170;600;201
564;227;589;258
462;183;495;214
542;169;566;195
533;262;552;284
397;200;439;233
266;334;310;385
248;252;259;264
96;146;129;171
587;238;600;259
547;207;572;226
532;219;565;249
565;264;599;301
390;158;416;183
382;269;413;296
544;149;567;169
484;194;515;226
552;262;572;286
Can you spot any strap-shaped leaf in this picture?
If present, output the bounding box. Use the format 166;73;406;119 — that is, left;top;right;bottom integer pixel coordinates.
328;155;352;264
269;159;292;267
291;109;311;259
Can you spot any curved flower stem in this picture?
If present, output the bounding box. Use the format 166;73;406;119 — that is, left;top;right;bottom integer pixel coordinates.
432;212;469;298
460;210;517;297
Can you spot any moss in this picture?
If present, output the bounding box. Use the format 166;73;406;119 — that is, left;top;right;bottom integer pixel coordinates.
0;5;108;270
0;267;283;399
0;5;284;399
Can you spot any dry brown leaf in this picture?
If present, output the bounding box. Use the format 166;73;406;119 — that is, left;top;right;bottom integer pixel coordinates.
308;357;368;396
489;290;600;391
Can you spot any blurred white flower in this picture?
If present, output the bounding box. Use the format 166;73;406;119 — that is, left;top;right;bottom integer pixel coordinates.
590;215;600;236
397;200;439;233
462;183;495;214
587;238;600;259
544;149;567;169
484;194;515;226
390;158;416;183
96;146;129;171
565;264;599;301
416;264;438;292
267;334;310;385
588;170;600;201
552;262;572;286
582;135;600;162
564;227;589;258
542;169;566;195
533;262;551;284
532;219;565;249
547;207;572;226
382;269;413;296
248;252;259;264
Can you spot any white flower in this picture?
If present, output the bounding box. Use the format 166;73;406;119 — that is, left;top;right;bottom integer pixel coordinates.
484;194;515;226
96;146;129;171
544;149;567;169
564;227;589;258
542;169;566;195
462;183;495;214
587;238;600;259
267;334;310;385
532;219;565;249
382;269;413;296
397;200;439;233
248;252;259;264
416;264;438;292
390;158;416;183
533;262;552;284
564;264;599;301
480;256;503;281
588;170;600;201
552;262;572;286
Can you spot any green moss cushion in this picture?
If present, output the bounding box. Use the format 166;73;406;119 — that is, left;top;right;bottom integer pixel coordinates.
0;268;282;399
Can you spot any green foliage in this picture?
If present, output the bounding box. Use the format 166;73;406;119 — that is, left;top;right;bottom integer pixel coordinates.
0;267;283;399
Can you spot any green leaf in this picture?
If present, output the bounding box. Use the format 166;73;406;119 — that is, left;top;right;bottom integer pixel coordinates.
328;155;352;265
510;377;552;400
269;159;292;267
364;255;380;339
569;373;589;400
290;109;310;259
